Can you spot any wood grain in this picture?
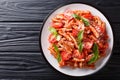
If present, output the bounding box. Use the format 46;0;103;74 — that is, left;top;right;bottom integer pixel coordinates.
0;0;119;22
0;22;41;52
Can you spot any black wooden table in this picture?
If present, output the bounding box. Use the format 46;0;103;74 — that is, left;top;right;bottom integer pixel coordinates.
0;0;119;80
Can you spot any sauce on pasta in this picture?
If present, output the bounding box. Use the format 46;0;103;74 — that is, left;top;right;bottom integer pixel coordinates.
48;9;109;69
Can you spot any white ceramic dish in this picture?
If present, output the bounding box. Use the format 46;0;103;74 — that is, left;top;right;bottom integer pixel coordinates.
40;3;114;76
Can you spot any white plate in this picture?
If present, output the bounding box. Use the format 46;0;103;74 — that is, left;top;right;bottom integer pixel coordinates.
40;3;114;76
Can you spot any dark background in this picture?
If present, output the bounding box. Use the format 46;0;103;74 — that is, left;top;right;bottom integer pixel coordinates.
0;0;119;80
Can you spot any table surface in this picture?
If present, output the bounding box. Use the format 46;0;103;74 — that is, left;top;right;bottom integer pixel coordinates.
0;0;119;80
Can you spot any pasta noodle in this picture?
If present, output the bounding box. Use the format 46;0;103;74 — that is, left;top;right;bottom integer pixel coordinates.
48;9;109;69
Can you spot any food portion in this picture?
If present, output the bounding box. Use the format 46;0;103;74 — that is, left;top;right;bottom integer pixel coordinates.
48;9;109;68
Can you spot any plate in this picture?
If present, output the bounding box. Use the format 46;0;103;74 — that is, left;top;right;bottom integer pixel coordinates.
39;3;114;76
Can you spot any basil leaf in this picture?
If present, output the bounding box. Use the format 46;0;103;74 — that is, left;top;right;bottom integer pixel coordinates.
93;43;98;52
81;17;90;26
72;14;90;26
88;55;97;64
56;35;61;41
88;43;99;64
49;27;61;41
78;30;84;42
72;14;81;20
49;27;57;36
78;42;83;52
77;30;84;53
53;44;61;62
57;53;61;62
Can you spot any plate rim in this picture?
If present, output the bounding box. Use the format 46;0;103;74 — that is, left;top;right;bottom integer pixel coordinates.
39;2;114;77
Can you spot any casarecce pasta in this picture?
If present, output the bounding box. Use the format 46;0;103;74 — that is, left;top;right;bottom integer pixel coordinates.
48;9;109;69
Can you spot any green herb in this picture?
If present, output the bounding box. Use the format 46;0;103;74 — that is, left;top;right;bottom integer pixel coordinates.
81;18;90;26
78;42;83;52
56;35;61;41
49;27;57;36
72;14;90;26
72;14;81;20
53;44;61;62
49;27;61;41
88;43;99;64
77;30;84;53
78;30;84;42
57;53;61;63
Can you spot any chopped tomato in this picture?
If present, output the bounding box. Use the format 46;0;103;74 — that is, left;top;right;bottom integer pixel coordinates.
61;51;71;61
48;34;57;43
83;41;93;49
83;13;93;20
72;29;79;37
52;22;63;28
78;53;84;59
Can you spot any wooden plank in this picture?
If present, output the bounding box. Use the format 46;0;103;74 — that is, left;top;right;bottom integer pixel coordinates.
0;52;48;71
0;52;118;80
0;22;118;54
0;22;41;52
0;0;119;22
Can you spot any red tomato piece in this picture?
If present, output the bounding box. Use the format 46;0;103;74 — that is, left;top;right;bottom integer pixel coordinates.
61;51;71;61
72;29;79;37
52;22;63;28
78;53;84;59
83;13;93;20
48;34;57;43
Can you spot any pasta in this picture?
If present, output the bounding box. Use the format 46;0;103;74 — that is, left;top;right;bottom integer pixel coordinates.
48;9;109;69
